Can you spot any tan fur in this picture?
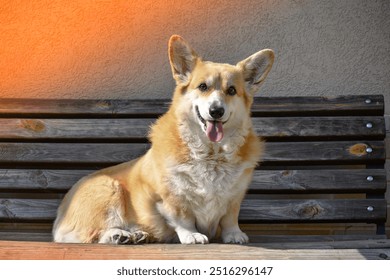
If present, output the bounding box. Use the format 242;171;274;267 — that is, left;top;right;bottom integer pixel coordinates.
53;35;274;244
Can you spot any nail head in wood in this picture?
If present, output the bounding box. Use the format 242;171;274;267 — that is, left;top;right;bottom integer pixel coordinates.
366;122;373;128
366;176;374;182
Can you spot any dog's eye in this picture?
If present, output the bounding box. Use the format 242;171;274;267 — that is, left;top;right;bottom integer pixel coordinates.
227;86;237;96
198;83;208;92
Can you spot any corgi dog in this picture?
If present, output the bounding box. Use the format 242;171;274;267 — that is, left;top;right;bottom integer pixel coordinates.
53;35;274;245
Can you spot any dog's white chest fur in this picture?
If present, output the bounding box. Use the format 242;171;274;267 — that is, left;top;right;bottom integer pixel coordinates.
167;142;247;238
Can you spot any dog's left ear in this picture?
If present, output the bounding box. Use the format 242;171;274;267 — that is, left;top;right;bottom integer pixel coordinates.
237;49;275;95
168;35;199;86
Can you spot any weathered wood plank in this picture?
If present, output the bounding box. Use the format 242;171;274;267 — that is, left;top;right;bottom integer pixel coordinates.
0;116;385;141
0;231;385;243
0;141;385;167
0;198;386;223
0;199;59;222
247;234;388;244
0;99;171;118
0;95;383;118
247;239;390;249
0;231;53;242
0;169;91;192
0;142;150;166
0;240;389;260
0;118;154;141
239;199;387;223
263;141;385;165
251;95;384;116
254;116;385;140
0;169;386;194
249;169;387;194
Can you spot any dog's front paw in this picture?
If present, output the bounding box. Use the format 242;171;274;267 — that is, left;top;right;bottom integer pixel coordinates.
99;229;150;245
222;230;249;244
181;232;209;244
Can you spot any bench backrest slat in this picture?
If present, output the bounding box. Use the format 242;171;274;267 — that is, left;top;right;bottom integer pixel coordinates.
0;95;383;117
0;198;387;224
0;116;385;141
0;141;385;166
0;169;386;194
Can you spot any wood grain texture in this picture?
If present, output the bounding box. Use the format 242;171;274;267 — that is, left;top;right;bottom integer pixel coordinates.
0;169;92;192
0;198;59;222
253;116;385;140
0;142;150;166
239;199;387;223
0;141;385;167
0;231;385;243
0;169;386;194
0;95;383;118
250;95;384;117
0;116;385;141
0;240;389;260
263;141;385;165
0;99;171;118
0;118;154;141
249;169;387;194
0;198;386;223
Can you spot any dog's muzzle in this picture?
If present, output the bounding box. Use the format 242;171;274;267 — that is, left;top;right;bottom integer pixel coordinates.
195;106;224;142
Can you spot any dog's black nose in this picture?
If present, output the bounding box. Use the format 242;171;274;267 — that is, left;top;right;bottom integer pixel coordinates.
209;106;225;119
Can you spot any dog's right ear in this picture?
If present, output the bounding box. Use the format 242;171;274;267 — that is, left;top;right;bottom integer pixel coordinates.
237;49;275;95
168;35;199;85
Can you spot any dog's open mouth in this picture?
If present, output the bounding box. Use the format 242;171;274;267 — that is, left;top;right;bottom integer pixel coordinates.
195;106;224;143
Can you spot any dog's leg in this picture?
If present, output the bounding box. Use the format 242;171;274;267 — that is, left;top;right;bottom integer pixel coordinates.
220;200;249;244
220;171;252;244
156;202;208;244
174;221;209;244
53;228;82;243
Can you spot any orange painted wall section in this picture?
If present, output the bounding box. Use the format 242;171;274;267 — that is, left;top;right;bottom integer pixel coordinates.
1;1;195;98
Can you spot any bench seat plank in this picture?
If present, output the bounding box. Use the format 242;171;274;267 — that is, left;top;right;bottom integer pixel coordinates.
0;240;389;260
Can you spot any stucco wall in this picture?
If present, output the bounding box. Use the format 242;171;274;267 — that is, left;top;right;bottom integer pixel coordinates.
1;0;389;111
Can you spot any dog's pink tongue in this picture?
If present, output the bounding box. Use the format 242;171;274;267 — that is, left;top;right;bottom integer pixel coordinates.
206;121;224;142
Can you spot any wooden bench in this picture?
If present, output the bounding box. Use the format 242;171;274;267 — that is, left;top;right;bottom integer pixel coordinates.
0;95;389;260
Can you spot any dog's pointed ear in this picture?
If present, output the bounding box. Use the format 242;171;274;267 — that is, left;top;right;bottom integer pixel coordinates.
237;49;274;95
168;35;199;85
